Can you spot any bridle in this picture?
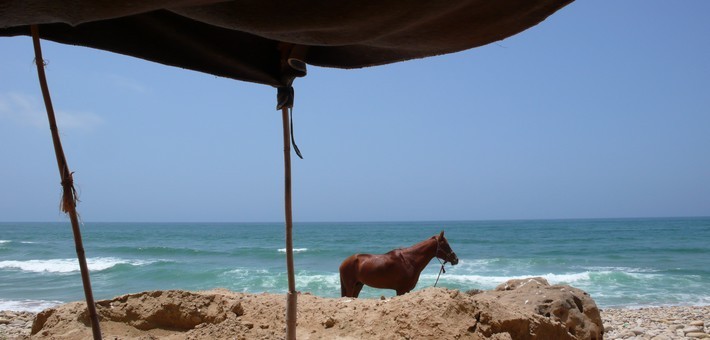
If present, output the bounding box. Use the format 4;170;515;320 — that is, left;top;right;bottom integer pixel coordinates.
434;237;454;287
435;236;455;265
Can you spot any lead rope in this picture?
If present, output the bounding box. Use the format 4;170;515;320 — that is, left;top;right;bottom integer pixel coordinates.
433;240;446;287
434;262;446;287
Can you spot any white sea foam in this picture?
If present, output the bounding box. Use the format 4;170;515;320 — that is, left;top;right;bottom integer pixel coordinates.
225;268;270;276
0;240;10;244
277;248;308;253
429;260;672;288
421;272;594;289
296;273;340;288
0;257;152;273
0;299;63;313
583;266;660;273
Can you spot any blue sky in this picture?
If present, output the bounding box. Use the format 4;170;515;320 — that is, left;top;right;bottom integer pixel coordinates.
1;1;708;222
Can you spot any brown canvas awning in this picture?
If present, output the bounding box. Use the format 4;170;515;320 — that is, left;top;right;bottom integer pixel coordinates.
1;0;573;87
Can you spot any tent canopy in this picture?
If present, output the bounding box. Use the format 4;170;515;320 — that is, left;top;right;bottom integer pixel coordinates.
1;0;573;87
2;2;574;339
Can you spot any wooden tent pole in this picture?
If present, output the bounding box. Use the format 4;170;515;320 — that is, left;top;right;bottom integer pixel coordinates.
281;107;297;340
30;25;103;340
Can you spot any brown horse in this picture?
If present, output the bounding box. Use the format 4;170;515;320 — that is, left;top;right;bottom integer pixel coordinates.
339;231;459;297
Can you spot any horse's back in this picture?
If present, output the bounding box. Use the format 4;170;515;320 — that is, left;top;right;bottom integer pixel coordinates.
339;253;373;271
341;252;401;278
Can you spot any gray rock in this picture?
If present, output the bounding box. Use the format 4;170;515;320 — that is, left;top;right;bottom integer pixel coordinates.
684;326;704;333
631;327;645;335
620;330;635;338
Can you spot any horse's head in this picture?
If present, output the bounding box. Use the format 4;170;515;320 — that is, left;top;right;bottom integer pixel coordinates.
435;231;459;265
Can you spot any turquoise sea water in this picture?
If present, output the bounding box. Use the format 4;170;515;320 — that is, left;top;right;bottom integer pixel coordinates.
1;218;709;312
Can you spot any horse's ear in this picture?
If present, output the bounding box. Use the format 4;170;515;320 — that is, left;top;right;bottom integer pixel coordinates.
439;230;444;238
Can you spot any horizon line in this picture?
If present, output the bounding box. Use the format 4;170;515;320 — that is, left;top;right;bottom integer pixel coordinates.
1;215;708;225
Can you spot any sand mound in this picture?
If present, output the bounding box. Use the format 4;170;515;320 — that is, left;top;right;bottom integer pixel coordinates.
30;278;602;339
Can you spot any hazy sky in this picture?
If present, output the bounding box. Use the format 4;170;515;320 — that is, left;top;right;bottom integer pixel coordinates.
1;1;708;222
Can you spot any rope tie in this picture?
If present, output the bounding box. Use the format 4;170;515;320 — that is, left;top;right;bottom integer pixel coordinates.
277;86;303;159
60;170;79;212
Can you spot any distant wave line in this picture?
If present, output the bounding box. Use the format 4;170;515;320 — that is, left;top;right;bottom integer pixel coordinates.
0;257;154;273
278;248;308;253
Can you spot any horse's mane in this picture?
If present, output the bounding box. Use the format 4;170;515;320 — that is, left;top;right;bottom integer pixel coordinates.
386;236;437;254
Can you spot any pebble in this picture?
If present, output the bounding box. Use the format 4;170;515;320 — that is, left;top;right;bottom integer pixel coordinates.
0;310;34;339
685;326;705;333
631;327;645;335
602;306;709;340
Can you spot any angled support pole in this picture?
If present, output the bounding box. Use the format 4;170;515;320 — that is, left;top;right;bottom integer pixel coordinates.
31;25;103;340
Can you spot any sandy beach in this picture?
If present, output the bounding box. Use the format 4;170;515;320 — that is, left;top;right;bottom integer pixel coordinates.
4;306;709;339
1;280;708;339
2;305;709;339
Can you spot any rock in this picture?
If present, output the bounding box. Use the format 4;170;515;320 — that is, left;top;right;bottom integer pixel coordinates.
650;334;673;340
686;332;709;339
477;277;603;339
689;320;705;327
495;277;550;291
620;330;636;338
684;326;704;333
33;290;245;334
323;317;336;328
631;327;645;335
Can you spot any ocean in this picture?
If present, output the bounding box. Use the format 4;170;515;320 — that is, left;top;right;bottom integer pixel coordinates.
1;218;709;312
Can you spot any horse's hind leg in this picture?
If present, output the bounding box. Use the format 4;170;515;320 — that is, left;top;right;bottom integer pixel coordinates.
352;282;365;298
340;275;354;297
340;269;357;297
396;289;409;296
339;256;362;297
